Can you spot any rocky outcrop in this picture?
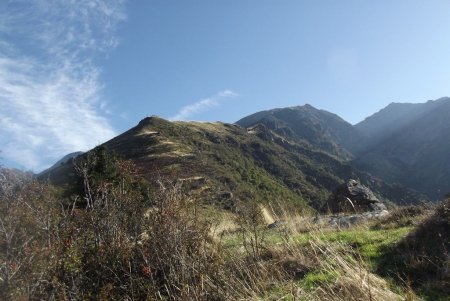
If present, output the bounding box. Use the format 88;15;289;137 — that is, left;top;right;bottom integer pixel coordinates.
314;210;389;228
325;179;387;213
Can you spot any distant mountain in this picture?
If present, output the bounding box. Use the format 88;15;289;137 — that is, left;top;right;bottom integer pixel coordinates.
0;167;34;194
41;116;421;211
43;96;450;209
237;99;450;200
38;151;83;176
353;98;450;199
0;167;34;180
237;105;362;160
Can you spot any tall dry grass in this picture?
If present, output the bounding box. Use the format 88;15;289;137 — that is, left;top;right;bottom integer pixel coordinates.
0;162;421;300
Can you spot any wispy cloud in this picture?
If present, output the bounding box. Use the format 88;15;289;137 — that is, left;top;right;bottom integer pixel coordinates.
170;90;239;121
0;0;126;171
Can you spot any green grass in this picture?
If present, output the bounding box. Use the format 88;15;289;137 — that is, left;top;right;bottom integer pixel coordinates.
222;224;413;269
220;214;450;300
301;270;340;290
308;227;412;265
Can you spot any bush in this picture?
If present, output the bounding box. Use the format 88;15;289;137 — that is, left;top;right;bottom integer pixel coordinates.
0;169;61;299
0;155;425;300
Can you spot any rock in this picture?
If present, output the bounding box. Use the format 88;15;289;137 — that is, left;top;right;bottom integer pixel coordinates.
314;209;390;229
267;221;283;229
280;258;312;279
218;191;233;200
325;179;387;213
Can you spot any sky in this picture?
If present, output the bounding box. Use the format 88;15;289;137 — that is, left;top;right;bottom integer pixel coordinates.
2;0;450;171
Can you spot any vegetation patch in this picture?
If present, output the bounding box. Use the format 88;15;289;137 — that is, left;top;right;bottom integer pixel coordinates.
377;198;450;301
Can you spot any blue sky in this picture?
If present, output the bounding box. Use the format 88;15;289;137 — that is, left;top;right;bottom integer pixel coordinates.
2;1;450;171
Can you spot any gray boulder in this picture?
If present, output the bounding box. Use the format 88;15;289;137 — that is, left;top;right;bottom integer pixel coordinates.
325;179;387;213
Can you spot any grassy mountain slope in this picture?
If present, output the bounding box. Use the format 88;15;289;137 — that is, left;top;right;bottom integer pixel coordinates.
43;116;334;210
43;115;423;210
99;116;360;210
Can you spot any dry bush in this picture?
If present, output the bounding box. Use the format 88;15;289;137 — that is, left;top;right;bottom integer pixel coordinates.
234;201;269;261
0;169;62;300
139;180;222;300
34;156;150;300
0;154;426;300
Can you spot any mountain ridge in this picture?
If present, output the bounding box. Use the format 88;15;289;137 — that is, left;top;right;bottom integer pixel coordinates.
41;111;426;211
352;98;450;199
236;104;362;160
236;98;450;200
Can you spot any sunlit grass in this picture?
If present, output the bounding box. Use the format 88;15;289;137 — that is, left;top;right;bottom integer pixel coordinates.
220;222;413;269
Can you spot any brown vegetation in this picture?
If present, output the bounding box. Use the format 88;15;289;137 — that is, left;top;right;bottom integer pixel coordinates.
0;150;430;300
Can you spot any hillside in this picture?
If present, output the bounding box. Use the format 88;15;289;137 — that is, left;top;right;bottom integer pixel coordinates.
236;105;362;159
353;98;450;199
42;115;422;211
37;151;83;176
355;97;449;144
237;99;450;200
378;198;450;299
4;158;439;300
27;104;446;300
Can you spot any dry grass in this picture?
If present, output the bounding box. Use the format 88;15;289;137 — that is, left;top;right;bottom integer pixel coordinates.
213;205;421;300
0;160;427;300
371;204;432;230
377;199;450;300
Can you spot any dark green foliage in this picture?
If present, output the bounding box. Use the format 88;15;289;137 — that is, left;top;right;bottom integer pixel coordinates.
63;145;141;207
85;145;120;183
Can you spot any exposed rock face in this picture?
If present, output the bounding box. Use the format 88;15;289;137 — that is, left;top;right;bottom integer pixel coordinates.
326;179;387;213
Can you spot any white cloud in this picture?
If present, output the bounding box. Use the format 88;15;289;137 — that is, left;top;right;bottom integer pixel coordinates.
0;0;126;171
170;90;239;121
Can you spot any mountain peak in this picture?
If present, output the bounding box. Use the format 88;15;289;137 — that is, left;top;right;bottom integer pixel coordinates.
137;115;166;127
302;103;316;109
236;104;359;159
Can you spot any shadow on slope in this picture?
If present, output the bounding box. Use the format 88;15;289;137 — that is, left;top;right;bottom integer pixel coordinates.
377;198;450;300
